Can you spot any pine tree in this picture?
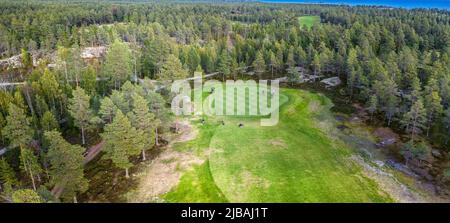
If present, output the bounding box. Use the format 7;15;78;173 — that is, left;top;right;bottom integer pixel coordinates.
45;130;88;202
3;103;34;149
444;108;450;145
286;66;300;85
103;40;133;89
129;94;157;161
346;48;359;97
376;77;399;126
99;97;117;124
141;36;172;77
269;51;278;78
101;111;144;178
367;95;378;121
296;46;307;67
21;48;32;69
0;113;5;144
158;54;188;82
55;45;83;86
81;65;97;96
311;53;321;76
217;50;231;80
286;47;295;68
187;47;201;75
402;99;427;140
0;158;18;190
11;189;42;203
19;148;42;191
145;91;166;145
110;89;130;114
68;87;100;145
2;103;40;190
423;78;443;136
40;111;59;132
37;69;62;114
252;51;266;74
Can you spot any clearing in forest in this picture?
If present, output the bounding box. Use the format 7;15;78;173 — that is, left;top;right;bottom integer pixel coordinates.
298;15;320;28
161;88;393;202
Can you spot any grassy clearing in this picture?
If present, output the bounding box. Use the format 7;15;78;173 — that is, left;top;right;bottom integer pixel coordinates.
298;15;320;29
164;88;392;202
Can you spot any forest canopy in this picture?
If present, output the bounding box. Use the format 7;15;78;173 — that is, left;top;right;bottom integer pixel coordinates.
0;0;449;203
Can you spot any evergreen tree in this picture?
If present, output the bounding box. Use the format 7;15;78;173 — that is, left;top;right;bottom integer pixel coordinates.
252;51;266;74
68;87;100;145
367;95;378;121
217;50;231;80
110;90;130;115
0;158;18;190
81;65;97;96
101;111;144;178
444;108;450;145
186;47;201;75
11;189;42;203
99;97;117;124
158;54;188;82
286;66;300;85
3;103;34;149
19;148;42;191
286;47;295;68
402;99;427;140
346;48;359;97
311;53;321;76
423;78;443;136
103;40;133;89
268;51;278;78
129;94;157;161
45;130;88;202
40;111;59;132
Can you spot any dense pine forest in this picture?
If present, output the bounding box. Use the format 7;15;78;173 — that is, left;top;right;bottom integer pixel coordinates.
0;0;449;202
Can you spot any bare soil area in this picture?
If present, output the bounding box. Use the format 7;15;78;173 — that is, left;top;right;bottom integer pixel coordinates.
130;120;204;202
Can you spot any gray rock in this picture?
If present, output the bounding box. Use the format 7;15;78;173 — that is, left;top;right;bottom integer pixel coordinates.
431;149;443;159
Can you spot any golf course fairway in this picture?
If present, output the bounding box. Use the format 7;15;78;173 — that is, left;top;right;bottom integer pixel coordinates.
164;88;393;202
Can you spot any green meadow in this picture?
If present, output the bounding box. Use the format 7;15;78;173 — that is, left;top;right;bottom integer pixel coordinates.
298;15;320;28
164;88;392;202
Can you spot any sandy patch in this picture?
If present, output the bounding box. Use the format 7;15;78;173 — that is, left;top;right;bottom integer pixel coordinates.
130;121;203;202
170;120;198;145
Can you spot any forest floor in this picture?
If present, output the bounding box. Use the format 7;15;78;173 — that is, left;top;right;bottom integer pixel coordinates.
129;121;204;202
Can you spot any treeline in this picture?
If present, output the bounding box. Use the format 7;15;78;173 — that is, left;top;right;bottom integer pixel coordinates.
0;0;449;202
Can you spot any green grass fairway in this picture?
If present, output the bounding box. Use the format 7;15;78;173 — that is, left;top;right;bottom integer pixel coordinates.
164;89;392;202
298;15;320;28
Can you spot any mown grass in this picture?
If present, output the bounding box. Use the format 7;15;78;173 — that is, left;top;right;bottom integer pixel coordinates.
163;160;228;203
164;88;393;202
298;15;320;29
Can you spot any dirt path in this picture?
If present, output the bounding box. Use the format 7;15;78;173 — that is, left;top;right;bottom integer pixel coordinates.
130;120;203;202
83;140;105;165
